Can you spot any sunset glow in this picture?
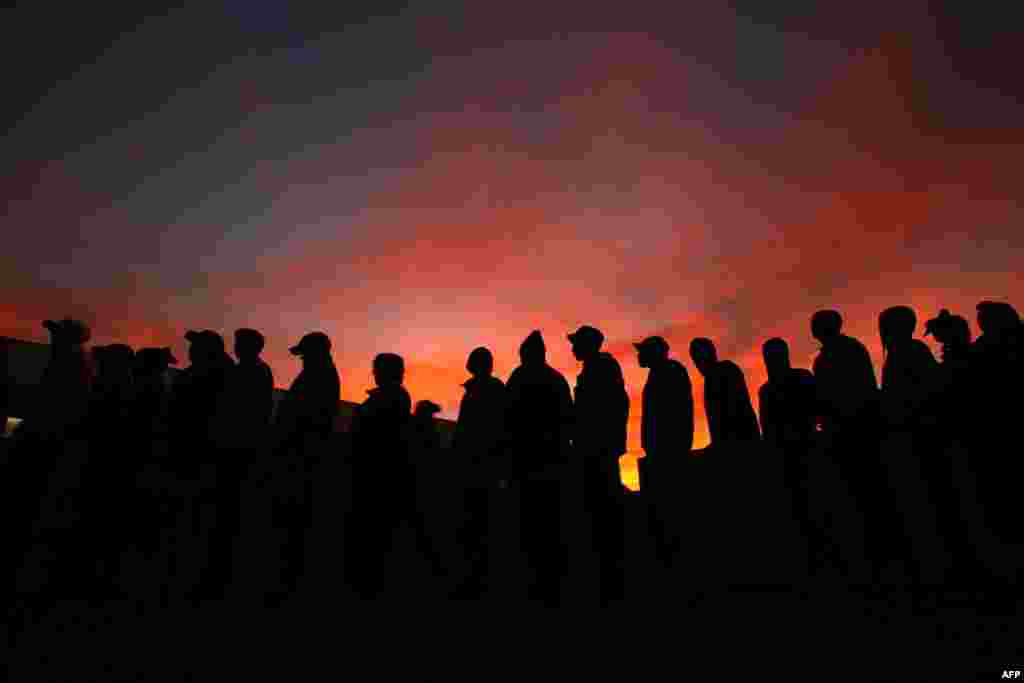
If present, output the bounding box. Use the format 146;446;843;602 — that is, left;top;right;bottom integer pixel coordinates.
3;4;1022;490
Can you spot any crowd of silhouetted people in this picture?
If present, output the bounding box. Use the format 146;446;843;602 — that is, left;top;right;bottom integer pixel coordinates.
0;299;1022;608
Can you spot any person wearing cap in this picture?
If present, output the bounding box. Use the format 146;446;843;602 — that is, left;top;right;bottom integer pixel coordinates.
568;324;630;604
275;332;340;446
634;335;693;570
269;331;340;599
452;346;507;597
504;330;574;604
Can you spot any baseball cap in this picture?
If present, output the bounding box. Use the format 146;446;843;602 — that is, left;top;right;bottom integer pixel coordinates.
567;325;604;346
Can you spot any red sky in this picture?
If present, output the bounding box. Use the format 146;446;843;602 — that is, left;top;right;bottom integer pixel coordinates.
2;6;1022;489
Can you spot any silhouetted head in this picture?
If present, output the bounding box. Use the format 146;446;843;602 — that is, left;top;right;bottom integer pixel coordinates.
289;332;331;360
879;306;917;353
762;338;790;381
519;331;546;366
811;310;842;344
234;328;265;361
689;337;718;376
466;347;494;378
568;325;604;361
43;318;91;346
373;353;405;386
977;301;1021;336
924;310;971;349
414;400;441;419
135;347;177;375
185;330;225;365
634;336;669;369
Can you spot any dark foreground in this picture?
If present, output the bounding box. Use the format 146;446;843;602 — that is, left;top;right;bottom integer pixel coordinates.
4;586;1022;682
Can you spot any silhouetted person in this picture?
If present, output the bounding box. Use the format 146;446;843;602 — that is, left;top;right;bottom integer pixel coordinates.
877;306;949;589
689;338;760;448
810;310;881;585
133;347;177;441
634;336;693;569
165;330;235;600
811;311;879;434
348;353;444;598
758;338;822;577
504;331;574;604
31;319;94;441
570;325;630;604
12;319;94;599
217;328;275;449
923;310;988;584
202;328;275;597
966;301;1024;548
268;332;340;601
411;400;443;453
130;346;177;587
82;343;137;593
0;337;9;438
452;347;506;597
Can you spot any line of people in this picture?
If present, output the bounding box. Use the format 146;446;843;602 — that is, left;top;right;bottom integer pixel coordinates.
1;299;1021;607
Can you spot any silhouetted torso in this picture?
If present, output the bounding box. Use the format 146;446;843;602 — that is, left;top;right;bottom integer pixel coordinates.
504;362;573;476
574;351;630;457
351;384;412;461
880;339;939;431
233;360;275;429
759;368;816;449
703;359;760;447
453;375;506;474
813;334;879;434
641;359;694;457
33;344;93;439
169;354;234;458
276;357;341;444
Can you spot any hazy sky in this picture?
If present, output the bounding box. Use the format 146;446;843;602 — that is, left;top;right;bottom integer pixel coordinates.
3;2;1022;487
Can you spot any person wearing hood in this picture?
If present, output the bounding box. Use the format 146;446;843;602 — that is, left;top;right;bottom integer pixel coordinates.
634;336;693;571
569;325;630;604
452;347;507;597
504;330;574;604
